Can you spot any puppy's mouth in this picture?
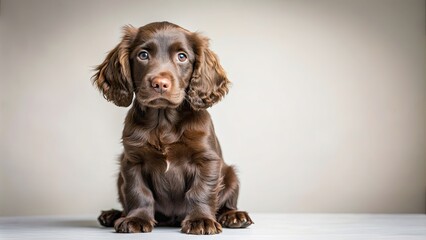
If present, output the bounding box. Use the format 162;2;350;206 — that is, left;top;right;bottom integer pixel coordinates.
137;93;184;109
146;98;179;108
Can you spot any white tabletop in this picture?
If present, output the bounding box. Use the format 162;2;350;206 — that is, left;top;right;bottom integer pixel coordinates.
1;214;425;240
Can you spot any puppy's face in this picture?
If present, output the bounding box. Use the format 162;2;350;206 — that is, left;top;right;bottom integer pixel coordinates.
130;26;195;108
93;22;230;110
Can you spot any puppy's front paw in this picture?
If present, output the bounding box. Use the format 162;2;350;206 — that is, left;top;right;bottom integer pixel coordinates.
181;218;222;235
218;210;253;228
114;217;155;233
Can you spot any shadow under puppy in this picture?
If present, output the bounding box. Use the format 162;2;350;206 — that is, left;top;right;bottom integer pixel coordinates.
92;22;253;235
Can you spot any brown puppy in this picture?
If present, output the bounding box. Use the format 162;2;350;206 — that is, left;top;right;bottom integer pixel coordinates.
92;22;252;235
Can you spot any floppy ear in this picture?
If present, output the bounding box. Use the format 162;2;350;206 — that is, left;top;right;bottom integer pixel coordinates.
92;25;137;107
187;34;230;110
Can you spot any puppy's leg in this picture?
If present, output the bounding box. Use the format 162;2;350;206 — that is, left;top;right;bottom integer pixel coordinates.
217;165;253;228
114;158;156;233
181;157;222;235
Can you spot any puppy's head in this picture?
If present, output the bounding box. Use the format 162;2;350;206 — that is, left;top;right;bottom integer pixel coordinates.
92;22;230;110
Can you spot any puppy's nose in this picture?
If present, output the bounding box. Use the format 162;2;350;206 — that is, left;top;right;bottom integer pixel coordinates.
151;77;171;94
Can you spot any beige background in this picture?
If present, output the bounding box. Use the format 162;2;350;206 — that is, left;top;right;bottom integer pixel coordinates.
0;0;425;216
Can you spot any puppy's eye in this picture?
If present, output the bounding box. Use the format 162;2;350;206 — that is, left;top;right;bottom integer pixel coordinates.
177;52;188;62
138;51;149;60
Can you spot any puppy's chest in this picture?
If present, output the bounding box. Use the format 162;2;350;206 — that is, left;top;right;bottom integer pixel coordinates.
143;143;189;200
146;127;179;151
138;126;198;183
143;131;188;174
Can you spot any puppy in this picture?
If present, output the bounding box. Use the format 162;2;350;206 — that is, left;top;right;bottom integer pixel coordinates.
92;22;252;235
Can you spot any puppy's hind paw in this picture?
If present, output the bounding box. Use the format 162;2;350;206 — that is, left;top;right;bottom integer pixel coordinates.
98;209;122;227
218;210;253;228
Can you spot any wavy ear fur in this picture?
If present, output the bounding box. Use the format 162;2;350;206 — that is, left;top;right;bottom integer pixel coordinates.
187;33;230;110
92;25;137;107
